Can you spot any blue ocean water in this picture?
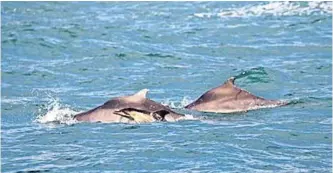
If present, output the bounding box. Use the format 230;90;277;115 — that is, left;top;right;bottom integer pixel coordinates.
1;2;332;172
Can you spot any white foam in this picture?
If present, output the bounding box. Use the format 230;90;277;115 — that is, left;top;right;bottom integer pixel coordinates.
193;12;213;18
179;114;199;121
35;97;80;125
193;2;332;19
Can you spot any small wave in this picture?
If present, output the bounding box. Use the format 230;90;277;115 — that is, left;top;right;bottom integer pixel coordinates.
156;63;191;69
1;96;34;104
193;1;332;19
35;97;80;125
319;118;332;125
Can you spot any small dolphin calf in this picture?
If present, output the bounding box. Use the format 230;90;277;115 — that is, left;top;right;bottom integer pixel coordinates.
185;77;287;113
74;89;184;123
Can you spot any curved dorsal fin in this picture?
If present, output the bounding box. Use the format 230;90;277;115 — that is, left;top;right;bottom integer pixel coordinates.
224;77;236;86
133;89;149;98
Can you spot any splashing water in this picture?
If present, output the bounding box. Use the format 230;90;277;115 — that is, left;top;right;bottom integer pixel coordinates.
161;96;193;109
35;97;80;125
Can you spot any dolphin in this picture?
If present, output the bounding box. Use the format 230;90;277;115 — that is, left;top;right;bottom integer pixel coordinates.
74;89;185;123
185;77;287;113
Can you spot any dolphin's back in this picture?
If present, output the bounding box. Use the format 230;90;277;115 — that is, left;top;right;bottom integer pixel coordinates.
185;77;286;113
101;97;173;113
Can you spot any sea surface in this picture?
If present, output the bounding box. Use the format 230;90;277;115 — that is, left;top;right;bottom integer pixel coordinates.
1;2;332;173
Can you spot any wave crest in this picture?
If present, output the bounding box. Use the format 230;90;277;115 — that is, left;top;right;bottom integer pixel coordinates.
194;2;332;18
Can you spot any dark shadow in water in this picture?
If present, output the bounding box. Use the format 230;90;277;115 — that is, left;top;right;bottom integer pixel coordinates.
16;170;50;173
287;17;329;27
234;66;271;84
122;125;140;130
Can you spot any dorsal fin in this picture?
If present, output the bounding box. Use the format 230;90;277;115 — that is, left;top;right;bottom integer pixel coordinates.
133;89;149;98
224;77;236;86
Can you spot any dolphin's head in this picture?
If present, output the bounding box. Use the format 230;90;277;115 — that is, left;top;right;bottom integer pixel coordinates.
151;110;170;121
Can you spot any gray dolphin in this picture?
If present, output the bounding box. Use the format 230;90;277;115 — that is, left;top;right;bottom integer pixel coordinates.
185;77;287;113
74;89;184;123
